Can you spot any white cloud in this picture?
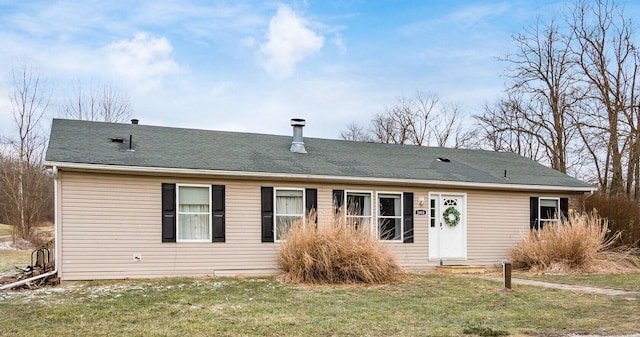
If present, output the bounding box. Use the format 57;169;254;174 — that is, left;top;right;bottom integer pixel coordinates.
104;33;182;91
257;5;324;79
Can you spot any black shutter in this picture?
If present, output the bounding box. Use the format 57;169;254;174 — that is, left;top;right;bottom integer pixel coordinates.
333;190;344;214
560;197;569;221
261;187;274;242
161;183;176;242
530;197;539;230
305;188;318;224
305;188;317;213
212;185;225;242
403;192;414;243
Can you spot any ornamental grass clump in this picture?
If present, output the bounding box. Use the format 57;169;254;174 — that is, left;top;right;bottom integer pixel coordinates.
511;211;640;273
277;210;403;284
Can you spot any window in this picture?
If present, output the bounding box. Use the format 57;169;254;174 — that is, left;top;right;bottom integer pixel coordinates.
538;198;560;229
177;185;211;242
274;188;304;241
378;193;402;241
346;191;372;229
333;189;413;243
530;197;568;231
162;183;225;243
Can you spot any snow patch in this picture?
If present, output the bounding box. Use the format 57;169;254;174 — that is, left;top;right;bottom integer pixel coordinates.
0;242;16;250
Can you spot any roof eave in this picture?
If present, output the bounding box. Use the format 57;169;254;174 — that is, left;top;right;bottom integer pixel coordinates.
45;161;597;193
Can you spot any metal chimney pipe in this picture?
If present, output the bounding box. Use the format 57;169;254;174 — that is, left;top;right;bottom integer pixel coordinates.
290;118;307;153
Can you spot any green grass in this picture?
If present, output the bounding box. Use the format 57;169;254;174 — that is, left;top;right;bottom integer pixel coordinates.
1;274;638;337
0;250;31;273
515;272;640;292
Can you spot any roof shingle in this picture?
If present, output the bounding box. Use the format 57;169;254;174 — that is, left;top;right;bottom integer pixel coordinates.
45;119;593;190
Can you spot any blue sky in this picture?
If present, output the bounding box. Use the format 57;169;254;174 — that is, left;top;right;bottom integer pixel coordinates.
1;0;639;139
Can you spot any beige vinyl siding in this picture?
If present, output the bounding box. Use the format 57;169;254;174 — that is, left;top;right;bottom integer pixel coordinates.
466;191;529;265
57;170;577;280
59;172;281;280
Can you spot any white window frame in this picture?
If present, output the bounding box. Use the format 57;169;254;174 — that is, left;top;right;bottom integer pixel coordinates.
538;197;560;229
376;191;403;242
176;184;212;243
343;190;374;232
274;187;306;242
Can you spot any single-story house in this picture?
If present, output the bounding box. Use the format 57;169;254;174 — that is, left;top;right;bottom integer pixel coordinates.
44;118;596;280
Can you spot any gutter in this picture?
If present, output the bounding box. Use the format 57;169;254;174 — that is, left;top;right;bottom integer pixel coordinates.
44;161;598;193
0;166;59;291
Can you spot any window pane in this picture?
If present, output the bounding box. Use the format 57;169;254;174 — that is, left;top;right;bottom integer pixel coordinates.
179;186;209;212
347;193;371;216
541;206;558;219
379;218;401;240
379;194;401;216
540;199;559;220
540;199;558;207
276;215;302;240
276;189;303;215
177;186;210;241
178;213;210;240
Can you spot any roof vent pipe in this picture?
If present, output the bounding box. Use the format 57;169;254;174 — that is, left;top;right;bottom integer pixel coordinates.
131;119;139;125
290;118;307;154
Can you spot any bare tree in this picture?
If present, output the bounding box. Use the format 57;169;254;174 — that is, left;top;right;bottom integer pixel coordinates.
477;17;579;173
340;123;373;142
62;81;132;123
0;63;53;242
476;96;546;163
570;0;639;195
433;103;478;148
342;91;476;148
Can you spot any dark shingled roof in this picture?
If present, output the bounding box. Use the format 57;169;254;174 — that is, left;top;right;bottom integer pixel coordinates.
45;119;593;190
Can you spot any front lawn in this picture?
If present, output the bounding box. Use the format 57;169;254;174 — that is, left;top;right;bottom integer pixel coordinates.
0;274;637;337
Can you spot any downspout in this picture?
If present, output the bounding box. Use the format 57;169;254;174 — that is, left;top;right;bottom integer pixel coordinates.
0;166;59;291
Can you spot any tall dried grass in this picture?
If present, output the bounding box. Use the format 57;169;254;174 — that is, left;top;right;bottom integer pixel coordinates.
511;211;640;273
277;210;403;284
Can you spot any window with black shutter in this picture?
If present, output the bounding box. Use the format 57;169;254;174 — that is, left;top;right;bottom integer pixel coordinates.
262;187;318;242
162;183;225;243
530;197;568;230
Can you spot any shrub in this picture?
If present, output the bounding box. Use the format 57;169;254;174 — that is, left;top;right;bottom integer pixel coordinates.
277;210;403;284
578;192;640;248
511;211;622;273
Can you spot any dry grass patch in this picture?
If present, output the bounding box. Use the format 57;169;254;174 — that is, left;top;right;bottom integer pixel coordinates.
277;211;403;284
0;224;12;237
511;211;640;274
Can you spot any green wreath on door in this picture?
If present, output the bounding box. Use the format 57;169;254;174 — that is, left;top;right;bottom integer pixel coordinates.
442;206;461;227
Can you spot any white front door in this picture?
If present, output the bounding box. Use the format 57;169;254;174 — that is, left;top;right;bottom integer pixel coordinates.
429;193;467;260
